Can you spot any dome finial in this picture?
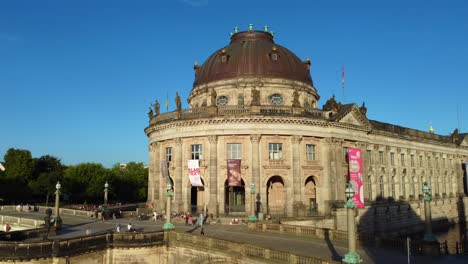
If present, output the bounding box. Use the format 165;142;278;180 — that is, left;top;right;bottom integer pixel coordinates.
248;24;253;31
234;26;239;33
230;32;233;37
270;31;275;37
264;25;269;32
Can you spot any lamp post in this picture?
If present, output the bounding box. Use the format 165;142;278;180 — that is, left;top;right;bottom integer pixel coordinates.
104;181;109;206
54;181;62;229
343;182;362;264
249;183;258;222
422;182;437;241
163;182;175;230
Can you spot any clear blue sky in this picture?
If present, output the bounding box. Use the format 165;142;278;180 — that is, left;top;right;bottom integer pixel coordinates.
1;0;467;167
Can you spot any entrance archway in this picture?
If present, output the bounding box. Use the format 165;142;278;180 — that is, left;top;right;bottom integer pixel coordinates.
304;176;317;214
190;178;205;214
266;176;285;216
224;179;245;215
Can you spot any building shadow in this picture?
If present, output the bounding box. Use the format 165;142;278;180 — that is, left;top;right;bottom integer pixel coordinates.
323;228;341;261
353;196;461;262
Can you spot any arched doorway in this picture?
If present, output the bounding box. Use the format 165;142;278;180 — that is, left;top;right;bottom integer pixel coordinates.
190;178;205;214
267;176;285;216
224;179;245;215
304;176;317;214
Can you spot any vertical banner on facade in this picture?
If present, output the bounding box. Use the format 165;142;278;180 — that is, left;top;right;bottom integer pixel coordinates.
348;148;365;208
227;159;242;186
188;160;203;187
161;160;170;185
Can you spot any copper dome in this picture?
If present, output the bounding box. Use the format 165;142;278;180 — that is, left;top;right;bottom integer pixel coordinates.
193;30;313;87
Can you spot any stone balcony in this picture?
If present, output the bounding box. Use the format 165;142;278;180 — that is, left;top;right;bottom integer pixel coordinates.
149;105;325;125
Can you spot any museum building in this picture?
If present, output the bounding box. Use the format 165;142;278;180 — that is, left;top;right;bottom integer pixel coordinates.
145;28;468;220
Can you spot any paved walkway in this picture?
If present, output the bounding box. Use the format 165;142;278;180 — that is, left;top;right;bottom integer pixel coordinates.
2;211;467;263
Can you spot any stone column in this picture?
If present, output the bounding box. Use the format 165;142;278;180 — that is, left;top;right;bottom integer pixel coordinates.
320;138;335;215
208;135;218;217
174;138;183;212
291;136;302;216
250;134;262;215
148;142;160;206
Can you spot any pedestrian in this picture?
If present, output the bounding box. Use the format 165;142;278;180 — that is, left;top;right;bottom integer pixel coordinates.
200;227;205;236
188;215;193;226
116;223;121;233
153;211;158;222
199;212;204;227
4;224;11;232
127;222;133;232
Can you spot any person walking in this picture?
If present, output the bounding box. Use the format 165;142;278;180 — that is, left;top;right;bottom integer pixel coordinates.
200;228;205;236
199;212;204;227
116;223;121;233
127;222;133;232
153;211;158;222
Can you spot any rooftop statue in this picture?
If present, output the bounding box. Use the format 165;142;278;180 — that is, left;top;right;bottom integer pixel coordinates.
175;92;182;111
360;102;367;116
322;95;341;112
148;107;154;121
154;100;160;115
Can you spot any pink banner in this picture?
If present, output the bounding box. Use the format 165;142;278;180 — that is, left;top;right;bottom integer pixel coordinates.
348;148;365;208
227;159;242;186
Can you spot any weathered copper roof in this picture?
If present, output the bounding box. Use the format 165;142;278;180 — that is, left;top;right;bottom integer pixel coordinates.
193;30;313;87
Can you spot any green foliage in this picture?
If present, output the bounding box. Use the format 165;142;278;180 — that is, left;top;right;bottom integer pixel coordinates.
1;148;148;204
3;148;34;182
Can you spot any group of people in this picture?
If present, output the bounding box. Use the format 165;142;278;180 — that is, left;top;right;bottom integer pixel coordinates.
115;222;135;233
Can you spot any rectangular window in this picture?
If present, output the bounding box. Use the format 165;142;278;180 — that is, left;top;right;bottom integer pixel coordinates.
343;147;349;162
390;153;395;166
238;95;244;106
227;143;242;159
411;155;415;167
379;151;384;164
191;144;203;160
401;153;405;166
366;150;372;164
269;143;283;160
306;144;316;160
165;147;172;162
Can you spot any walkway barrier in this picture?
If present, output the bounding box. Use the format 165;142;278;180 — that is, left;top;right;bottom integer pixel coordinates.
169;231;339;264
0;230;165;261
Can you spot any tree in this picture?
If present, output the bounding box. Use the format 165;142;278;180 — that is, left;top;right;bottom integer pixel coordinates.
3;148;34;182
64;163;109;203
28;155;64;205
111;162;148;202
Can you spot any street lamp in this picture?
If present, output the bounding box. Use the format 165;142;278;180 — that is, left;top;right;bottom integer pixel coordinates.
343;182;362;264
54;181;62;229
104;181;109;206
422;182;437;241
249;183;258;222
163;182;175;230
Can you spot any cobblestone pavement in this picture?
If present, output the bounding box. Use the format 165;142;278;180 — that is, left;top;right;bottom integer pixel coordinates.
2;211;467;263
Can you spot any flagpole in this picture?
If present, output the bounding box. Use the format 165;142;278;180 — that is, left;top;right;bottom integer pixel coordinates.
342;65;345;103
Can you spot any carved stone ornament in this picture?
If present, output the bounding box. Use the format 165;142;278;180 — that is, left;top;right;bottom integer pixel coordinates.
250;88;260;106
208;135;218;143
250;134;261;143
292;135;302;143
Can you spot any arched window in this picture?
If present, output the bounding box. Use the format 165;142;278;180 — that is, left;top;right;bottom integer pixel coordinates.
390;176;396;198
379;176;385;198
401;176;407;198
366;175;373;201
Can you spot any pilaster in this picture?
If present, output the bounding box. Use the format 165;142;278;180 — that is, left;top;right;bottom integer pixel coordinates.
208;135;218;217
174;138;183;212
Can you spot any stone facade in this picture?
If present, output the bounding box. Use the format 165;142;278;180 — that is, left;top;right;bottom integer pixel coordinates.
145;29;468;225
